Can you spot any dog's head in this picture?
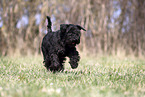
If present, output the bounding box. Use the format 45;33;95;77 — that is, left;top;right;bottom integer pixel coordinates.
60;24;86;47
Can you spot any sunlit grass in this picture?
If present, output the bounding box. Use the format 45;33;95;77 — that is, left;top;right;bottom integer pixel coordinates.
0;56;145;97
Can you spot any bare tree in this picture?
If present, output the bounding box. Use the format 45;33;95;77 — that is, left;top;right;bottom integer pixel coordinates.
0;0;144;57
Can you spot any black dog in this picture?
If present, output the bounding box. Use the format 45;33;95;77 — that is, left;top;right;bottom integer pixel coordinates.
41;16;86;72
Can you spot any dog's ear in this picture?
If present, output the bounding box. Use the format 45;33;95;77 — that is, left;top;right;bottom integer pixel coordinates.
60;24;69;33
76;25;86;31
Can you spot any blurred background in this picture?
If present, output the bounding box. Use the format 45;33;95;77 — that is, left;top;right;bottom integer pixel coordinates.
0;0;144;57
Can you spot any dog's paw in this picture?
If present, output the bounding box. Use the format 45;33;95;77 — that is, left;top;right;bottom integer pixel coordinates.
70;62;78;69
49;64;64;72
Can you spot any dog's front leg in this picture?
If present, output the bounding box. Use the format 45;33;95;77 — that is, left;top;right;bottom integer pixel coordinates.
68;48;80;69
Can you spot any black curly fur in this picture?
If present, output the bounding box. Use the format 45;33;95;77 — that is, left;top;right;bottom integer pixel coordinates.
41;16;86;72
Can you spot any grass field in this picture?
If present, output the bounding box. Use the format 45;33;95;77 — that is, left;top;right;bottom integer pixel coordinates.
0;56;145;97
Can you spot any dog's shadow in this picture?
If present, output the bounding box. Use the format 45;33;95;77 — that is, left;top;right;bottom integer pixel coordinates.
62;70;91;75
59;70;90;81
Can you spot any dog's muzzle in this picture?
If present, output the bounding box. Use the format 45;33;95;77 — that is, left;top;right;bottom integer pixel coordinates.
70;40;80;46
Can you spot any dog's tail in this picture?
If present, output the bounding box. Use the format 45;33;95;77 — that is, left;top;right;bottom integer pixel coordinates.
47;16;52;33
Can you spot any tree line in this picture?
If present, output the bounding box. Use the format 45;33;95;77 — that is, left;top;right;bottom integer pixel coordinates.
0;0;144;56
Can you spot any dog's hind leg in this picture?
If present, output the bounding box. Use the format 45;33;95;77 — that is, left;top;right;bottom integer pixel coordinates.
41;46;47;63
49;54;63;72
59;56;66;71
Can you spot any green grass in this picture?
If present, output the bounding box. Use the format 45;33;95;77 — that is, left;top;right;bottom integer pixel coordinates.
0;56;145;97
